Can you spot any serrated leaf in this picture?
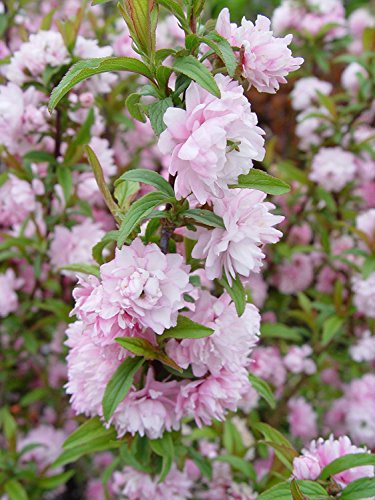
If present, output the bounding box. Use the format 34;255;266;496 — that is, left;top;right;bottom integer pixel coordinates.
340;477;375;500
150;433;174;483
116;169;174;197
230;169;290;195
184;208;225;228
59;263;100;278
322;315;344;346
319;453;375;481
126;93;147;122
258;480;328;500
102;357;144;421
160;315;214;340
248;373;276;409
172;55;220;97
219;273;246;316
201;32;238;77
117;191;171;246
146;97;173;135
49;57;154;112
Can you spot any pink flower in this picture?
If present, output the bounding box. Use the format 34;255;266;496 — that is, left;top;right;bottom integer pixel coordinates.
291;77;332;111
344;375;375;448
113;464;193;500
356;209;375;243
352;272;375;318
18;425;66;474
288;397;318;441
65;321;124;416
72;238;192;342
243;273;268;308
216;10;303;93
0;174;35;227
251;346;286;389
350;331;375;363
284;345;316;375
112;368;180;439
310;148;357;192
348;8;375;54
341;63;368;94
158;75;265;204
49;221;105;277
293;435;374;488
5;30;69;84
0;269;23;317
166;291;260;376
274;253;314;294
177;368;250;427
192;189;283;282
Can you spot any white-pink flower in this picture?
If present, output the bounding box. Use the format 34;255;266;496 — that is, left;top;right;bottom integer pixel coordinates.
0;269;23;317
310;147;357;192
352;272;375;318
192;189;283;282
112;368;180;439
166;291;260;376
293;435;374;488
291;77;332;111
216;9;303;93
0;174;37;227
350;331;375;363
49;221;105;277
288;397;318;442
158;75;265;204
284;345;316;375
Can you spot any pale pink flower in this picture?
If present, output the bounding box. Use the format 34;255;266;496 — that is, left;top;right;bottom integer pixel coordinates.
5;30;69;84
291;77;332;111
350;331;375;363
156;15;185;49
216;9;303;93
65;320;124;416
177;368;250;426
0;174;37;226
356;209;375;242
112;368;180;439
274;253;314;294
284;345;316;375
158;75;265;204
0;84;47;155
341;63;368;94
310;148;357;192
344;375;375;447
192;189;283;282
113;464;193;500
287;223;313;245
0;269;23;317
352;272;375;318
199;462;257;500
348;8;375;54
49;221;105;277
18;425;66;474
251;346;286;389
166;291;260;376
293;435;374;488
288;397;318;442
243;273;268;308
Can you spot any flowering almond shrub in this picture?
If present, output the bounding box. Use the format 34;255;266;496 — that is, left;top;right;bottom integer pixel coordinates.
0;0;374;499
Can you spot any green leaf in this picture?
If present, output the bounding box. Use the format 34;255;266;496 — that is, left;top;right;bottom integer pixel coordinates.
216;455;255;480
201;32;238;77
261;323;302;342
126;93;147;122
37;470;75;490
117;191;171;246
219;273;246;316
340;477;375;499
159;315;214;340
172;55;220;97
188;447;212;478
316;91;337;118
184;209;225;228
92;230;118;265
116;169;175;197
59;263;100;278
322;315;344;346
156;0;190;32
254;423;298;468
146;97;173;135
115;337;183;372
4;480;28;500
102;357;144;421
49;57;154;112
23;151;56;163
57;166;73;203
319;453;375;481
248;373;276;409
119;0;157;56
92;0;113;5
290;480;305;500
150;433;174;482
114;180;140;209
230;168;290;195
258;480;328;500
